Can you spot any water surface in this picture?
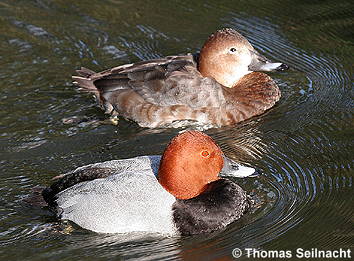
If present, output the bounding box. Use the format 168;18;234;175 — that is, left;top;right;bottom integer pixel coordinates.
0;0;353;260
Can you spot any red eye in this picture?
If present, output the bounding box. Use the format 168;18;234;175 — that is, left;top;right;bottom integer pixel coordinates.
201;150;210;157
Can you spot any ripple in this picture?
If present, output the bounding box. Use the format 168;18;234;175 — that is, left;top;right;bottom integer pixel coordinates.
12;20;53;39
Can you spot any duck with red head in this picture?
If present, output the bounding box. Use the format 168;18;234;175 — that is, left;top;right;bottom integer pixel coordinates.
159;131;224;199
73;28;288;128
41;131;256;236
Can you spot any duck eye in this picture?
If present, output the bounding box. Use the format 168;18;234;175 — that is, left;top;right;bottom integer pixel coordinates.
229;47;237;53
201;150;210;157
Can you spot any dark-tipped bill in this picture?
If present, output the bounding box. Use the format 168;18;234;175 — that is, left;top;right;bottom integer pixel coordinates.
248;50;289;72
219;156;257;178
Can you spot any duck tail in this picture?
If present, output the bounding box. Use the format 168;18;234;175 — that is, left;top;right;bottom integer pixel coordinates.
72;67;99;94
22;186;48;207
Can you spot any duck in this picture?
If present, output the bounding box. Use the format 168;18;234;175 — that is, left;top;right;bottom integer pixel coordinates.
73;28;288;128
42;131;256;236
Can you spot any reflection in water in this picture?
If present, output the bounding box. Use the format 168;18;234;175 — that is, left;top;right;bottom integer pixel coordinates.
0;0;352;260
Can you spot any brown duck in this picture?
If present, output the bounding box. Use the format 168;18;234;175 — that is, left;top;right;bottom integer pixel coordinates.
73;28;288;128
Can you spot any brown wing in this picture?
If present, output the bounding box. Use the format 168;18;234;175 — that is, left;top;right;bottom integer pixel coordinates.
82;55;225;108
127;65;226;108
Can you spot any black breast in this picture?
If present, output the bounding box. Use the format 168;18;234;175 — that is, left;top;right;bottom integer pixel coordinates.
172;179;249;236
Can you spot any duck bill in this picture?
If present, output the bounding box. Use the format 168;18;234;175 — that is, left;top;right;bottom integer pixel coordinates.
219;156;257;178
248;50;289;72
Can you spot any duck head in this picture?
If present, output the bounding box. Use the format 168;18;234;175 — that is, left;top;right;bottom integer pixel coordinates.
198;28;289;88
158;131;255;200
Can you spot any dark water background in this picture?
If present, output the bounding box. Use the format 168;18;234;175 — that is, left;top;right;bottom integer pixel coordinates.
0;0;353;260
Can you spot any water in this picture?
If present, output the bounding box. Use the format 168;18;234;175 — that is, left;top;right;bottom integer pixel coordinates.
0;0;353;260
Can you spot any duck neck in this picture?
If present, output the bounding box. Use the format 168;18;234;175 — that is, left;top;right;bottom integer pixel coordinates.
158;164;219;200
199;57;251;88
